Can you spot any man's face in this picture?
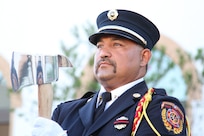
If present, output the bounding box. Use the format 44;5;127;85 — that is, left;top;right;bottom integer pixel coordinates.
93;35;150;91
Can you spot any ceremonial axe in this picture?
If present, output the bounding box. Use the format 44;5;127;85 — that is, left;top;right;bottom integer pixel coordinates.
10;52;72;119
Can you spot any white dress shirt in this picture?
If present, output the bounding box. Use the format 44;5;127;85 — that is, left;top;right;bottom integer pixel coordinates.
96;77;144;110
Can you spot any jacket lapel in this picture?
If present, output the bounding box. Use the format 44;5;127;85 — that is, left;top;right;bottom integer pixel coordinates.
79;93;98;128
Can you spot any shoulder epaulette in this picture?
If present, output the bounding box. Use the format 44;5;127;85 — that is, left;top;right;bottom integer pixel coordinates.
80;91;96;99
154;88;167;96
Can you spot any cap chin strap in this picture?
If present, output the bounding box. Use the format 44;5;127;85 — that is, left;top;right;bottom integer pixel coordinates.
131;88;191;136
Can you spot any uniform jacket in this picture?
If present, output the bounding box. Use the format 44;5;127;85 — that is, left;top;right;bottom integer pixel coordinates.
52;81;187;136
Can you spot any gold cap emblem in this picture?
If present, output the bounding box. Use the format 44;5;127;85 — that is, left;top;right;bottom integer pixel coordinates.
107;9;118;21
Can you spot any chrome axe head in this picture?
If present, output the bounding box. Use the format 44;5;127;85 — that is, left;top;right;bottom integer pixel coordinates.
10;52;72;91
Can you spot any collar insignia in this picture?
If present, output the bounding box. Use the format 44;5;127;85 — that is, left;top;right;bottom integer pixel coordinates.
86;98;92;103
133;93;141;98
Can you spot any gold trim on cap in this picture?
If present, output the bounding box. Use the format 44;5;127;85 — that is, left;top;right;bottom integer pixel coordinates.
107;9;118;21
98;25;147;45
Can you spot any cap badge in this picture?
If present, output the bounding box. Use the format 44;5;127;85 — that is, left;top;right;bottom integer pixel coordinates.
161;101;184;134
107;9;118;21
114;116;129;130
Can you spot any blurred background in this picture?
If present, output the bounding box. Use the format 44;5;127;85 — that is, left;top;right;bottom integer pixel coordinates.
0;0;203;135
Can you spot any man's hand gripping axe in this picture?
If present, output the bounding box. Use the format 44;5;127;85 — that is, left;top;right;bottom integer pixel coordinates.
10;52;72;119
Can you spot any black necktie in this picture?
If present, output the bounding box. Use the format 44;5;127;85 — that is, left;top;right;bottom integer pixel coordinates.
94;92;111;121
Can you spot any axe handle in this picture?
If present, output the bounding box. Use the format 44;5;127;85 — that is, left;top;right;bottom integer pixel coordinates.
38;84;53;119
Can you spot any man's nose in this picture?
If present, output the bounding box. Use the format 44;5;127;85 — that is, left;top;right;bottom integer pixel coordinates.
99;48;111;58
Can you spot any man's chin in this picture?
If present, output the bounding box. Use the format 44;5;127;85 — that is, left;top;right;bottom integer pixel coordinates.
96;72;114;81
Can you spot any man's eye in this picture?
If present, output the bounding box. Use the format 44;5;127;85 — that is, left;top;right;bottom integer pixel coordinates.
114;43;122;47
96;44;102;48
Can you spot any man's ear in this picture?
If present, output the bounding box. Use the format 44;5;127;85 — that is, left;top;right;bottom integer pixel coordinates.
140;48;151;66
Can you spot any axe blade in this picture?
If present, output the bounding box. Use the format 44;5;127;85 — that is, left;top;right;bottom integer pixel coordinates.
10;52;72;91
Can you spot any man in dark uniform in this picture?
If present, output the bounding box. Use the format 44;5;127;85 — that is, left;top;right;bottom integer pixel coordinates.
32;9;190;136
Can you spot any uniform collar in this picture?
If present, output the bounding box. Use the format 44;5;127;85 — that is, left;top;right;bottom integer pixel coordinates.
97;78;144;109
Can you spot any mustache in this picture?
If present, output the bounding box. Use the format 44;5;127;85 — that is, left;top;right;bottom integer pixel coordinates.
95;58;117;73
